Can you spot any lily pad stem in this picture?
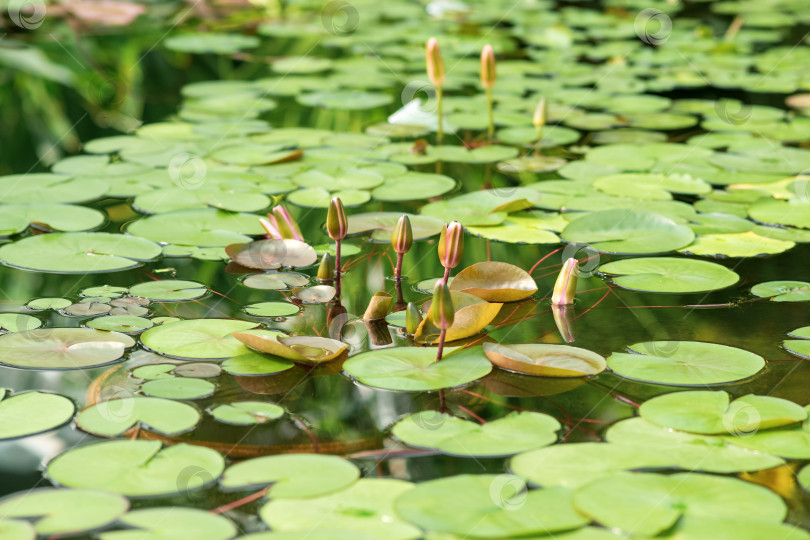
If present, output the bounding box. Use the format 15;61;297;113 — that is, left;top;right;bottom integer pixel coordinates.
436;87;444;144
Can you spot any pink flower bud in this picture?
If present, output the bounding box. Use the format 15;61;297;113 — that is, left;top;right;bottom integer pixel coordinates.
272;205;304;242
260;216;281;239
327;197;348;241
428;281;454;331
552;258;578;306
391;215;413;255
426;37;445;89
438;221;464;271
480;44;496;90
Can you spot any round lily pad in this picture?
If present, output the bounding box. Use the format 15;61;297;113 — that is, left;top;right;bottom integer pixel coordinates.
26;297;71;310
141;378;216;400
47;440;224;497
87;315;153;334
221;352;294;376
244;302;300;318
97;507;236;540
76;397;201;437
242;272;310;290
0;488;128;538
371;172;455;201
343;346;492;391
0;233;161;273
0;390;75;440
0;314;42;332
679;232;794;257
572;472;787;537
483;343;606;377
640;391;807;435
561;210;695;254
128;280;207;302
394;474;588;537
598;257;740;293
393;411;560;457
606;341;765;386
448;261;538;302
751;280;810;301
260;479;420;540
220;454;359;497
210;401;284;426
141;319;258;360
127;208;263;247
81;285;128;298
0;328;134;369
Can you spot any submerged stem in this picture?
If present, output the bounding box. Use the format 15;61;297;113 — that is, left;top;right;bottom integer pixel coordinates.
436;87;444;144
486;87;494;139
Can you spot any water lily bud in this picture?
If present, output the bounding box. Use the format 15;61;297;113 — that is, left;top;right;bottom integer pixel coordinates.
480;44;496;90
317;252;334;281
327;197;348;241
552;258;579;306
272;205;304;242
428;281;455;331
405;302;422;335
438;221;464;271
533;97;547;130
259;216;281;239
426;37;445;89
391;215;413;255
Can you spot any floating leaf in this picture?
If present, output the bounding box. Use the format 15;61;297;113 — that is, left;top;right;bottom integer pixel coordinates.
751;280;810;301
448;261;537;302
606;341;765;386
244;302;300;317
221;351;294;376
26;297;71;310
415;291;501;344
47;440;224;497
0;390;75;440
242;272;310;290
0;233;161;273
210;401;284;426
128;280;207;301
98;507;236;540
220;454;359;497
347;212;444;242
0;314;41;332
679;232;794;257
344;346;492;391
0;329;134;369
141;377;216;400
561;210;695;254
371;172;455;201
484;343;606;377
128;208;263;247
226;239;317;270
141;319;258;360
87;315;153;333
598;257;739;293
76;397;200;437
233;330;347;365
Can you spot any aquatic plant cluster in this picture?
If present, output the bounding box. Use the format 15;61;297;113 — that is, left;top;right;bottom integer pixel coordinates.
2;0;810;538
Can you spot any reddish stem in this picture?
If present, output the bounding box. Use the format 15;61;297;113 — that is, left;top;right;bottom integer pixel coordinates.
457;404;486;424
209;486;270;515
436;327;447;362
442;266;450;284
395;252;404;280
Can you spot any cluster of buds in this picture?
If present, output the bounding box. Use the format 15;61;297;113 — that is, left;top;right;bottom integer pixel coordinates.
391;215;413;281
260;205;304;241
438;221;464;283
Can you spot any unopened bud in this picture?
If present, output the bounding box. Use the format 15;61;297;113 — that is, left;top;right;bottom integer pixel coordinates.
327;197;348;241
428;282;454;331
405;302;422;335
391;215;413;255
426;37;445;89
317;252;334;281
480;44;496;90
438;221;464;271
551;258;578;306
272;205;304;242
533;97;547;130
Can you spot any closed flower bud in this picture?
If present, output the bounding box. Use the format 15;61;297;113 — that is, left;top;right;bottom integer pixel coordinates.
405;302;422;335
391;215;413;255
552;258;578;306
438;221;464;270
317;252;334;281
272;205;304;242
426;37;445;89
428;281;454;331
327;197;348;241
480;44;496;90
259;217;281;239
533;97;547;130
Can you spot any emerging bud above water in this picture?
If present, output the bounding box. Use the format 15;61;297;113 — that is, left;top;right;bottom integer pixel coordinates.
405;302;422;335
533;97;547;130
480;44;496;90
391;215;413;255
438;221;464;272
426;37;445;89
552;258;579;306
428;281;455;331
327;197;348;241
272;205;304;242
317;252;334;281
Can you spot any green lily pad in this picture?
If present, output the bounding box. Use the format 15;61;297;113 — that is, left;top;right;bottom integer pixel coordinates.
0;233;161;273
0;314;42;332
165;32;259;54
141;319;258;360
0;390;74;440
0;328;134;369
210;401;284;426
660;516;810;540
466;215;561;244
81;285;128;298
87;315;153;333
226;239;317;270
0;204;105;235
640;391;807;435
561;209;695;254
606;341;765;386
347;212;444;242
128;280;207;302
133;187;270;214
260;479;420;540
298;91;392;110
751;280;810;301
572;472;787;537
371;173;455;201
98;507;236;540
221;352;294;376
76;397;200;437
47;440;224;497
26;297;71;310
598;257;739;293
680;231;795;257
131;364;174;380
287;187;370;208
392;411;560;457
749;197;810;229
0;489;128;538
141;377;216;400
244;302;300;317
127;208;263;247
0;517;34;539
394;474;588;538
242;272;310;290
221;454;359;497
343;346;492;391
594;173;711;200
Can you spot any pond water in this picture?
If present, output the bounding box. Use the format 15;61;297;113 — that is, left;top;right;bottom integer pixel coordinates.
2;0;810;538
